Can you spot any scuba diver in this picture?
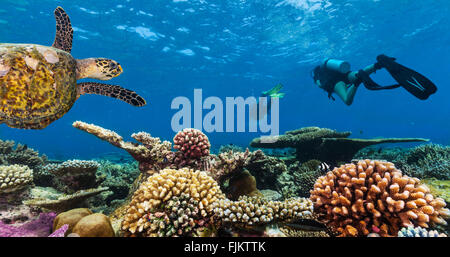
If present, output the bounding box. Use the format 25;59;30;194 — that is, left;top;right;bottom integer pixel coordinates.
312;54;437;105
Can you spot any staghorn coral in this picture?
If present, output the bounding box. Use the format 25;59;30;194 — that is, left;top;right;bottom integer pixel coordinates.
0;164;33;193
43;160;103;194
23;187;110;212
310;160;450;237
121;168;224;236
211;195;313;226
250;126;428;163
173;128;210;161
72;121;175;174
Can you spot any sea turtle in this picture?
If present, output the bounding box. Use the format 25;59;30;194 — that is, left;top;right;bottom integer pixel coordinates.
0;6;146;129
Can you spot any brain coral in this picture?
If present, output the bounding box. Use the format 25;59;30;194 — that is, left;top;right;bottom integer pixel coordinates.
0;164;33;193
121;168;223;236
310;159;450;237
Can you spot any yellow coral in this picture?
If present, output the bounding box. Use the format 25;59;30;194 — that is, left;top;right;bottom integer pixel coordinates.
0;164;33;193
121;168;224;236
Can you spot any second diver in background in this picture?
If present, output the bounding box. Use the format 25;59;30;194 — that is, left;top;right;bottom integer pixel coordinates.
312;55;437;105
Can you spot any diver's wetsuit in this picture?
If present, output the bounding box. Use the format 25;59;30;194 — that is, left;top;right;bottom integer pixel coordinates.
314;64;378;105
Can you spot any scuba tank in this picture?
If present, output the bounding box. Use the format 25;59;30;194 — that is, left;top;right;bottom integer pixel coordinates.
322;59;351;74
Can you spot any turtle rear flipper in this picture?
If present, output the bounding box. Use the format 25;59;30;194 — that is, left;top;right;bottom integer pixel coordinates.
52;6;73;53
77;82;146;107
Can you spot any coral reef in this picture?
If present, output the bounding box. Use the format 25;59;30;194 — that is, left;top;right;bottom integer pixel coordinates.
244;150;287;189
0;212;55;237
278;160;324;198
396;144;450;180
250;126;428;163
397;226;447;237
0;164;33;193
95;160;140;206
212;195;313;226
310;159;450;237
24;187;110;212
43;160;103;194
121;168;223;236
355;144;450;180
0;139;47;171
218;144;244;154
206;149;250;183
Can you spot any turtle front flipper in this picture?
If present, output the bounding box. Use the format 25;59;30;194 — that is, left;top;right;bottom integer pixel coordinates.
52;6;73;53
77;82;146;107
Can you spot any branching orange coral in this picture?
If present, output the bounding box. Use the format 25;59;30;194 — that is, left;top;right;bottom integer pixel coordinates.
310;159;450;237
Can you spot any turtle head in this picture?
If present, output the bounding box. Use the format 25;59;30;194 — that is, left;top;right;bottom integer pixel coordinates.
76;58;123;80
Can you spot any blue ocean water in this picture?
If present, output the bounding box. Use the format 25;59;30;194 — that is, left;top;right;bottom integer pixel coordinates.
0;0;449;160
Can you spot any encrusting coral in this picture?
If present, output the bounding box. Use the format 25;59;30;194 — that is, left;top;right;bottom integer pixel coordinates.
0;164;33;193
310;159;450;237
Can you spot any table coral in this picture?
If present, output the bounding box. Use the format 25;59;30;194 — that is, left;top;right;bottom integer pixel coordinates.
310;159;450;237
121;168;224;236
43;160;102;193
0;164;33;193
24;187;110;212
250;126;428;163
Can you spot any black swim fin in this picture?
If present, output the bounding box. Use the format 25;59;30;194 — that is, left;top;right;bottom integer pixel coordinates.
376;54;437;100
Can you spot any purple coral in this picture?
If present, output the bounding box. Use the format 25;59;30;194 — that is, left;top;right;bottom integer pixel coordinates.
0;212;56;237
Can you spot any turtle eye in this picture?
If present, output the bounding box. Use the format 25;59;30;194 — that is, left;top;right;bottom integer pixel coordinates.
109;62;117;69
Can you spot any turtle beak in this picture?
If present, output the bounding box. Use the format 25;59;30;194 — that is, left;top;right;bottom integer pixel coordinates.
116;64;123;76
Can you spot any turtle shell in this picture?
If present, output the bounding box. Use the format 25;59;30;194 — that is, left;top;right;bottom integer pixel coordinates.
0;43;78;129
